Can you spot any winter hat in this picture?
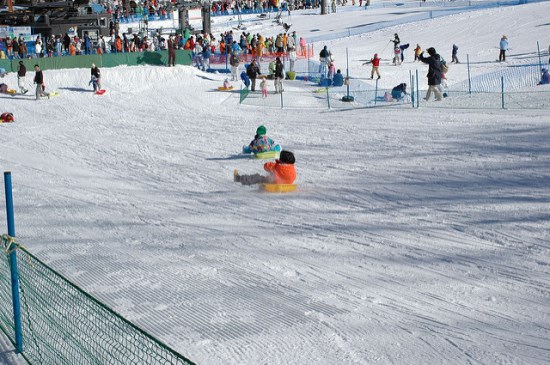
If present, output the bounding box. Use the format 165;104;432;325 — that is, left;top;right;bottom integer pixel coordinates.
256;125;267;136
374;53;378;58
502;35;507;39
427;47;436;56
279;150;295;164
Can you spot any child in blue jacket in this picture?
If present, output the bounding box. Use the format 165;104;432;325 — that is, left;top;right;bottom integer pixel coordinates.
243;125;281;154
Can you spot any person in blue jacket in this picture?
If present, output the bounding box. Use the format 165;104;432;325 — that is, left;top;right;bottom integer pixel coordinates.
499;35;508;62
332;69;344;87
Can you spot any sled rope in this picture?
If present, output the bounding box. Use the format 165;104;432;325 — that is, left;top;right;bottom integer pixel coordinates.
1;234;20;254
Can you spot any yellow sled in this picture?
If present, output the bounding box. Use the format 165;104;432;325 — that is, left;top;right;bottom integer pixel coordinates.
6;89;17;95
255;151;280;160
217;86;234;91
261;183;297;193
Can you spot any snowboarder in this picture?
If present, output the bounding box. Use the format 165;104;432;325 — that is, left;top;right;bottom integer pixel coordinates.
234;150;296;186
17;61;28;95
418;47;444;101
90;63;101;92
499;35;508;62
451;44;459;63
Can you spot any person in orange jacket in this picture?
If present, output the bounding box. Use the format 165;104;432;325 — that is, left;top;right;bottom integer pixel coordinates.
234;150;296;185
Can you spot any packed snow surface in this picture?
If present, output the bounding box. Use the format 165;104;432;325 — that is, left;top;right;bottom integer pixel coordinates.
1;1;549;364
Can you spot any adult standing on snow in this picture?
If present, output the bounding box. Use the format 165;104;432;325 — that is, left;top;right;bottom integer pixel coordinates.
230;51;240;81
91;63;101;92
451;44;459;63
17;61;28;95
246;59;261;91
167;35;176;67
274;57;284;94
319;45;330;75
418;47;443;101
499;35;508;62
33;64;48;100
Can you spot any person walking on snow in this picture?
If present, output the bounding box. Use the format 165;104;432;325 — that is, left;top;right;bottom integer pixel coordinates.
363;53;381;79
414;44;422;62
33;64;49;100
17;61;28;95
246;59;261;91
451;44;459;63
418;47;444;101
499;35;508;62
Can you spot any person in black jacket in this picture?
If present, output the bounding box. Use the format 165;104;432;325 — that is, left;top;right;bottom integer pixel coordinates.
91;63;101;91
246;59;261;91
418;47;443;101
33;64;49;100
274;57;284;94
17;61;28;95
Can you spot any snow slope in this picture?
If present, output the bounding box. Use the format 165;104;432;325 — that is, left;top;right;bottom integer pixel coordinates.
0;2;549;364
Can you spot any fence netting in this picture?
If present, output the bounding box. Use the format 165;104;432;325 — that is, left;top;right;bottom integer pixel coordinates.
0;240;196;365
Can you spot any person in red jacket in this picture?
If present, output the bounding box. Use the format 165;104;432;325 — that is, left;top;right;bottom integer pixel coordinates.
234;150;296;185
363;53;381;79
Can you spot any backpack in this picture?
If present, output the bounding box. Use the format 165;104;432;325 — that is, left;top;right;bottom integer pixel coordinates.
440;58;449;73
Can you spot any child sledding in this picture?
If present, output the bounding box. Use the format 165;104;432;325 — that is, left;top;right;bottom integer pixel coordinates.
242;125;281;159
234;150;297;192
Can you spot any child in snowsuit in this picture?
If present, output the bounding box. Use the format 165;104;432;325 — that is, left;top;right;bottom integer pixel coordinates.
234;150;296;185
260;77;268;98
242;125;281;154
538;68;549;85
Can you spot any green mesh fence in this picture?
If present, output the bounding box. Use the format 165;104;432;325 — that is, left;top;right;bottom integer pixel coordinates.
0;237;196;365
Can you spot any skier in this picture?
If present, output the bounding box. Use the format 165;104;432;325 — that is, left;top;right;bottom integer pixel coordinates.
234;150;296;186
451;44;459;63
17;61;28;95
499;35;508;62
90;63;101;92
418;47;444;101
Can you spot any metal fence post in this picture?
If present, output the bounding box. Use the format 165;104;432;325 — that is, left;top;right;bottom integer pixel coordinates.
467;54;472;94
501;76;505;109
416;69;420;108
4;171;24;353
374;79;379;106
537;41;542;71
326;87;331;110
280;89;284;109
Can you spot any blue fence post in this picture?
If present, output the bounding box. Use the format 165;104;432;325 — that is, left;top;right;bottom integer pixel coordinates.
4;172;24;354
415;69;420;108
374;79;378;106
467;54;472;94
536;41;542;71
501;76;505;109
409;70;414;108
